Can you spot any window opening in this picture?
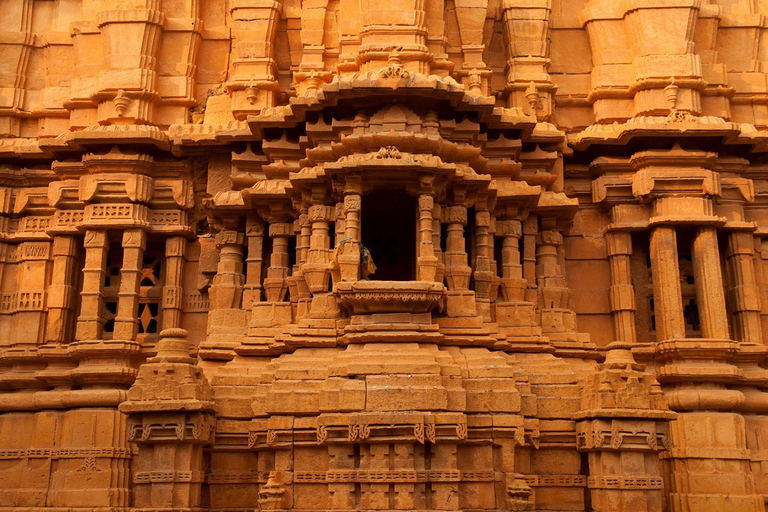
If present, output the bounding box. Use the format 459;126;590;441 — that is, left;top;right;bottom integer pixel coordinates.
361;189;417;281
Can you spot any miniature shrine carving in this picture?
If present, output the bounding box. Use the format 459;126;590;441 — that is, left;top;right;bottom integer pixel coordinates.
1;0;768;511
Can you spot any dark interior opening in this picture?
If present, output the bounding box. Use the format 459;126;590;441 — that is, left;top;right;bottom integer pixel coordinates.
361;189;417;281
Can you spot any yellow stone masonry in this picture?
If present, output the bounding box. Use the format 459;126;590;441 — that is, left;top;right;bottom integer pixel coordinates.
0;0;767;511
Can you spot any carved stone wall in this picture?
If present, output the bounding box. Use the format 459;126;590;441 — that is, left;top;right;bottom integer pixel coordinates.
0;1;767;511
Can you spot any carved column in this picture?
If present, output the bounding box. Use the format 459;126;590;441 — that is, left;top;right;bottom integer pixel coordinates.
441;198;479;319
120;328;214;511
45;236;80;343
443;203;471;291
494;216;547;349
691;227;729;339
522;216;537;287
417;194;437;282
264;221;292;302
298;207;312;266
498;219;525;301
432;203;445;283
7;243;46;347
536;229;567;308
292;210;313;317
576;343;674;512
305;204;333;294
334;201;345;248
606;231;637;343
113;229;147;342
211;231;246;308
76;230;109;341
201;230;246;360
162;236;187;331
651;228;760;512
243;216;266;308
649;226;685;341
473;198;494;320
535;219;593;356
338;180;361;282
726;231;762;344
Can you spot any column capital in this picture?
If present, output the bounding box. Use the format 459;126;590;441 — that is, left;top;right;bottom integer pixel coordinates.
245;215;266;236
308;204;334;222
122;229;147;249
215;230;245;248
496;219;522;238
343;194;361;213
268;222;293;238
538;229;563;246
606;231;632;256
445;205;467;225
165;236;187;257
83;229;109;249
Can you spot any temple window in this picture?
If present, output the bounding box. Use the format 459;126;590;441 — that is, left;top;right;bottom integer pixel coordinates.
675;230;701;338
137;253;163;337
630;232;656;343
102;246;122;337
94;236;164;342
360;190;417;281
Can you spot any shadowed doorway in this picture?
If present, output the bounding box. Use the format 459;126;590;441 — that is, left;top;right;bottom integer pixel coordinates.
361;189;417;281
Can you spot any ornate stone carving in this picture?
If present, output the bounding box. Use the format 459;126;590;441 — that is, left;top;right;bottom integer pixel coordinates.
0;2;766;512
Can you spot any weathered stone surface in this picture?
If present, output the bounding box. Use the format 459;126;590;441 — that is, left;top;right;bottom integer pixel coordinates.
0;0;766;510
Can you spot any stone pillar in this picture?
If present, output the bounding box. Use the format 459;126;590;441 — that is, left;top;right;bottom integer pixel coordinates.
211;231;246;308
244;213;295;354
649;226;685;341
536;229;567;309
120;328;215;511
264;221;292;302
473;201;494;320
536;220;593;356
162;236;187;331
691;227;729;339
243;216;266;308
606;231;637;343
441;200;481;321
726;231;762;344
76;230;109;341
522;216;537;287
432;203;444;283
289;210;312;318
45;236;80;343
298;207;312;266
201;230;246;360
417;194;437;282
576;343;673;512
9;242;50;347
113;229;147;341
304;204;333;294
338;186;361;282
498;219;526;301
443;203;471;290
334;201;345;247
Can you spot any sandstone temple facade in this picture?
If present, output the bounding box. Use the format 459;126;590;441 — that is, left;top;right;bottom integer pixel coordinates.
4;0;768;511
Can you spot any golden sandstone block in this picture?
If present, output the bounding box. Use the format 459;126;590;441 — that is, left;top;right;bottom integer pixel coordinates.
1;0;768;510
